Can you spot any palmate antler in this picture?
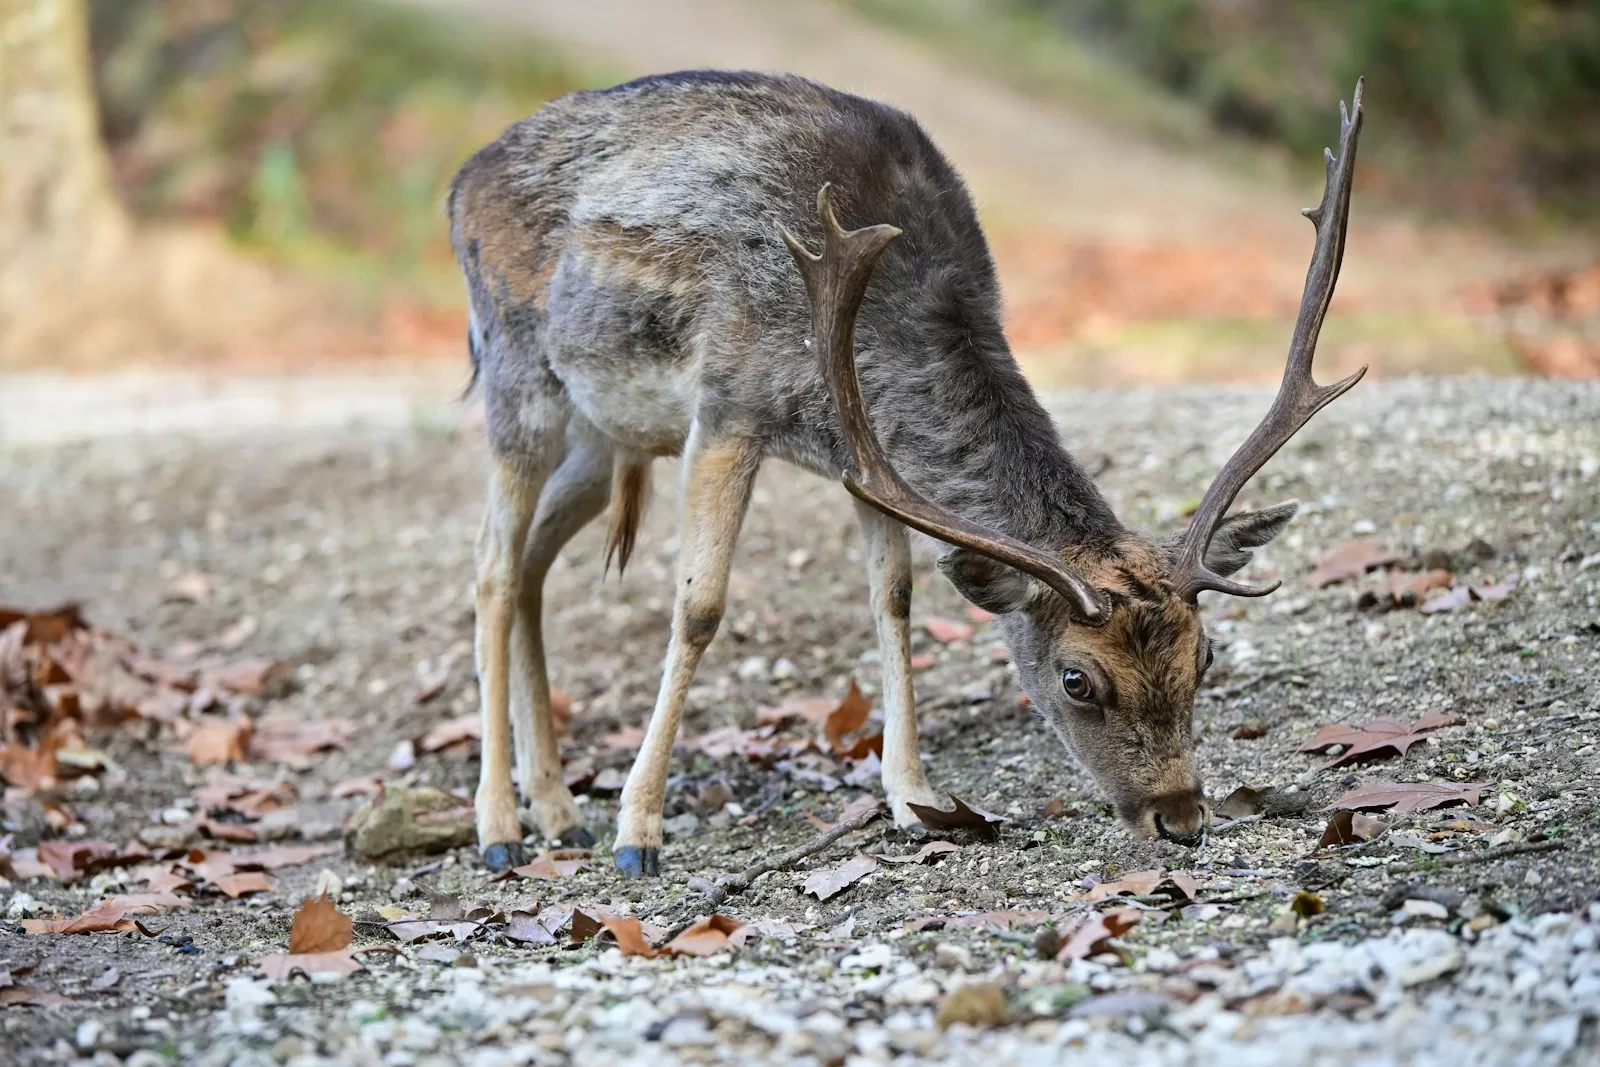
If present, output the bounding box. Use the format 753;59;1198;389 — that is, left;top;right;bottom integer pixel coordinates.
1172;79;1369;602
778;185;1110;626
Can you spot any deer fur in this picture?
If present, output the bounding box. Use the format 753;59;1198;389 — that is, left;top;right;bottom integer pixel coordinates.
449;71;1309;874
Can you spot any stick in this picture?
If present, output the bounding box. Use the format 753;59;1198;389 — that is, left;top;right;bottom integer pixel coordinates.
1397;838;1563;873
689;804;885;908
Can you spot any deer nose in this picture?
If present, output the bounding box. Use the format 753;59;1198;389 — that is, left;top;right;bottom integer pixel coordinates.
1149;790;1208;847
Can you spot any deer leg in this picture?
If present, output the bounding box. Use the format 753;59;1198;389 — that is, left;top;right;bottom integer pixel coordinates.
856;503;948;828
508;426;615;848
613;430;760;877
475;451;556;871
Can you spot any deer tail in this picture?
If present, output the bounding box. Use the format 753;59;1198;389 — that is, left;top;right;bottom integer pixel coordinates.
604;454;651;578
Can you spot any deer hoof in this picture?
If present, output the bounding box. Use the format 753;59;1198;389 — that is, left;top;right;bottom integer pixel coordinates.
481;841;526;872
554;825;595;849
613;846;659;878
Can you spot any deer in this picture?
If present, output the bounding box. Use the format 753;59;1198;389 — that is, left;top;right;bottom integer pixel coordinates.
448;70;1365;875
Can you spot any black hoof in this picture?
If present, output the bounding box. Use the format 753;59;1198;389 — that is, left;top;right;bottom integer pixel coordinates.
613;846;659;878
555;825;596;849
481;841;526;872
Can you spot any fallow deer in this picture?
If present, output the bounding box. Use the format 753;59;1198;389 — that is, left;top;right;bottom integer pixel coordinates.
448;70;1365;875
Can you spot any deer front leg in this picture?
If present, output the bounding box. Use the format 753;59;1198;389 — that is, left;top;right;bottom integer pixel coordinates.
509;431;614;847
613;431;760;877
474;459;543;871
856;503;949;828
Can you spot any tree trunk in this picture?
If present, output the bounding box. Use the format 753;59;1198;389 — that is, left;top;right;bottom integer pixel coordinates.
0;0;127;339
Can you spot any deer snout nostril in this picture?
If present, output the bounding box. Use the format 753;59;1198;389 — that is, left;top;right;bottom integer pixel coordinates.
1153;812;1205;847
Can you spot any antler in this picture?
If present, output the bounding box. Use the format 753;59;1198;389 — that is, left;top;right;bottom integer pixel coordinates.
1173;79;1369;602
778;185;1109;625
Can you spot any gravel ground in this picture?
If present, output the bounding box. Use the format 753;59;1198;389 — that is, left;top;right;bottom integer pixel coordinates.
3;376;1599;1065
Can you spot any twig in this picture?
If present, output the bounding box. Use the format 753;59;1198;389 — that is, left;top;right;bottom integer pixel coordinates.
689;805;885;908
1207;814;1263;836
1395;838;1564;873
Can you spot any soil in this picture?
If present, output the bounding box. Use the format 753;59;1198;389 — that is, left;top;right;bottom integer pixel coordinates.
2;376;1597;1063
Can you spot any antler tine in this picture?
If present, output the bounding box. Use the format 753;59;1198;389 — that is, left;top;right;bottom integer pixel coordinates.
778;185;1110;625
1173;79;1369;603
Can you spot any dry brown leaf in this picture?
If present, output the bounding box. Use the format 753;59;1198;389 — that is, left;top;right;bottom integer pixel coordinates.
509;852;592;880
196;816;257;843
215;872;274;898
21;894;180;935
249;713;353;761
419;714;479;753
188;718;253;766
406;662;451;705
923;617;975;644
802;853;878;901
1300;711;1464;768
1317;810;1388;848
504;911;559;945
1331;781;1483;815
36;840;117;882
1382;568;1453;606
1216;785;1270;819
662;915;746;957
823;680;873;755
1419;586;1473;614
0;603;87;644
162;572;216;604
288;893;353;954
256;950;364;980
1056;906;1141;962
1470;579;1517;602
205;657;290;696
905;793;1006;841
598;916;659;957
871;840;961;865
1308;539;1404;588
1084;870;1200;903
0;983;71;1006
331;775;384;799
570;908;604;943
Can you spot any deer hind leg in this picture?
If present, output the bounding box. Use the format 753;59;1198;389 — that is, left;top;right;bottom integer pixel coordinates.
508;421;618;848
856;503;950;828
613;429;761;877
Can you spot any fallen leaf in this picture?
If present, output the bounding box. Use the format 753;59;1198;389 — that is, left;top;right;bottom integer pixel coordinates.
206;658;290;696
909;653;936;670
1290;891;1324;918
905;793;1006;841
1419;586;1473;614
1443;818;1497;834
0;603;86;644
21;895;179;935
1215;785;1270;819
923;617;975;644
249;713;353;761
1470;579;1517;602
936;982;1009;1028
871;840;961;865
598;916;659;957
236;844;339;870
196;816;257;843
662;915;746;957
509;852;592;880
1331;781;1483;815
1381;568;1453;606
36;840;118;882
802;854;878;901
1083;870;1200;903
406;662;451;705
331;775;384;799
1231;721;1268;740
504;912;559;945
215;872;274;898
257;950;364;980
823;680;873;756
570;909;603;943
1317;811;1388;848
1308;539;1404;588
1300;712;1464;767
419;714;479;753
1056;906;1141;961
187;718;253;766
0;983;71;1006
289;893;352;954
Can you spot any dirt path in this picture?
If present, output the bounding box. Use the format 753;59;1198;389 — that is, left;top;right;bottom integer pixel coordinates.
3;378;1597;1063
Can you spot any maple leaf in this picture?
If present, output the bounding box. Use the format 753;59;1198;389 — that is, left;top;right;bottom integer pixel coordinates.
1308;539;1404;588
1330;781;1483;815
906;793;1007;841
662;915;747;957
1317;810;1387;848
802;854;878;901
1300;711;1465;768
289;893;352;954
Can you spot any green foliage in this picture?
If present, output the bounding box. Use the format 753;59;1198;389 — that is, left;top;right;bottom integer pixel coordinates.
1013;0;1600;215
87;0;589;284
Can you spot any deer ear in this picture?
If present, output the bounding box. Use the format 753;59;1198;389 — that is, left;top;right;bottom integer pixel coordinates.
1204;501;1299;577
938;549;1038;615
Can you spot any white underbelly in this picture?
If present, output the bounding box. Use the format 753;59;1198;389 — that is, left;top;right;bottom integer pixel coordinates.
552;358;696;456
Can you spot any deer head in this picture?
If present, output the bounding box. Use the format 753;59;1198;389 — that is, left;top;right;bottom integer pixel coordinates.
782;81;1367;845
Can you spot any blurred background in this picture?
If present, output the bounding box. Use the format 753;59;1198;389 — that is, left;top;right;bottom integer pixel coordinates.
3;0;1598;399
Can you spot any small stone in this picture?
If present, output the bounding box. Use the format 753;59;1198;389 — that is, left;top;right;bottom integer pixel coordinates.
934;943;972;971
5;892;40;919
936;982;1009;1029
138;824;197;851
75;1019;103;1050
254;808;300;841
770;657;799;681
344;786;475;860
159;807;192;826
735;656;769;682
1401;899;1450;922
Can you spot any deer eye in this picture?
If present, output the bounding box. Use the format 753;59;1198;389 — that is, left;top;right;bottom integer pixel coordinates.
1203;642;1215;671
1062;669;1093;702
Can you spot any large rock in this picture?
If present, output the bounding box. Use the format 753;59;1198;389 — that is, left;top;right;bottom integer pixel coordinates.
344;786;474;861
